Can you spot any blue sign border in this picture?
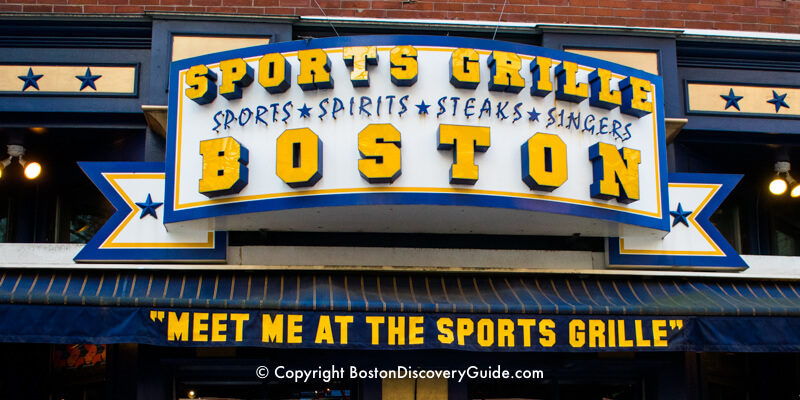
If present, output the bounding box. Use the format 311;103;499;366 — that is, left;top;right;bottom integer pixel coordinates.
608;173;746;269
74;162;227;263
164;35;670;232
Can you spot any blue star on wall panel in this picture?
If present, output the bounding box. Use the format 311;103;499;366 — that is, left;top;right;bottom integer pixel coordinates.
687;82;798;118
607;173;746;270
0;65;138;96
74;162;226;263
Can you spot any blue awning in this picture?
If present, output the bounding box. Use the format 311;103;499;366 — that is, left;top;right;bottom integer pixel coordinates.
1;270;799;352
2;270;799;316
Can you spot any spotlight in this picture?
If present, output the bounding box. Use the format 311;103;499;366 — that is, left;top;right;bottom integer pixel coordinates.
0;145;41;180
0;156;11;179
770;176;787;195
769;161;800;197
23;161;41;179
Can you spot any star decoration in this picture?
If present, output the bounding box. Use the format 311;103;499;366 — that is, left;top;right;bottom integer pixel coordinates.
135;194;163;219
416;100;430;115
18;68;44;91
669;203;692;228
76;67;102;91
527;107;541;122
720;88;743;111
767;90;789;113
298;103;312;118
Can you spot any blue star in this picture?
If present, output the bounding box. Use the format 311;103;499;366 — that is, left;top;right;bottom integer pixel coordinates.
720;88;743;111
298;103;312;118
767;90;789;113
75;67;102;91
669;203;692;228
18;68;43;91
416;100;430;115
135;194;163;220
527;107;541;122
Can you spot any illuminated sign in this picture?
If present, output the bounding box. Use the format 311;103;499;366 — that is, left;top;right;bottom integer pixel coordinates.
74;36;745;270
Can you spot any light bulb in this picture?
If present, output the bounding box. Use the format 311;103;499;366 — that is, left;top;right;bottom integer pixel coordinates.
792;183;800;198
770;177;787;195
24;162;41;179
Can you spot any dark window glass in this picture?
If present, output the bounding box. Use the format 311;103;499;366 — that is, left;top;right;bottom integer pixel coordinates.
55;183;113;244
0;196;8;242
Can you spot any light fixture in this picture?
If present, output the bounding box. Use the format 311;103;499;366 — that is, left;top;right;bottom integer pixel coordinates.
769;161;800;197
0;157;10;180
0;145;41;180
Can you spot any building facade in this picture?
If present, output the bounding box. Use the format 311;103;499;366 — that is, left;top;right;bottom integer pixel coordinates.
1;5;800;400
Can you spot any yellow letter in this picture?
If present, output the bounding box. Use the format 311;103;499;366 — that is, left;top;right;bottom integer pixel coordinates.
517;319;536;347
635;319;651;347
358;124;402;184
185;64;217;105
555;61;589;103
488;51;524;93
608;317;616;347
335;315;353;344
437;124;490;185
539;319;555;347
589;68;621;110
199;137;249;198
621;76;653;117
498;319;515;347
276;128;323;188
315;315;334;344
287;314;303;343
366;316;385;345
230;313;250;342
618;320;634;347
211;313;227;342
259;52;291;94
569;320;586;348
437;318;454;344
589;142;641;203
262;314;284;343
168;312;189;341
450;48;480;89
409;316;424;345
530;56;553;97
588;319;606;348
219;58;254;100
388;316;405;345
477;319;494;347
521;133;568;192
390;45;418;87
652;320;668;347
297;48;333;90
193;312;209;342
343;46;378;87
457;318;474;346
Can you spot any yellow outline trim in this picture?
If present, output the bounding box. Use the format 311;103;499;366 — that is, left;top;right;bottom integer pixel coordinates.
174;47;663;220
172;185;661;217
101;172;215;249
618;183;724;256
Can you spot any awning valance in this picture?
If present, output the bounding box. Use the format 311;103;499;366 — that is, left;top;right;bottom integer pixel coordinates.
1;270;800;352
3;270;800;316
